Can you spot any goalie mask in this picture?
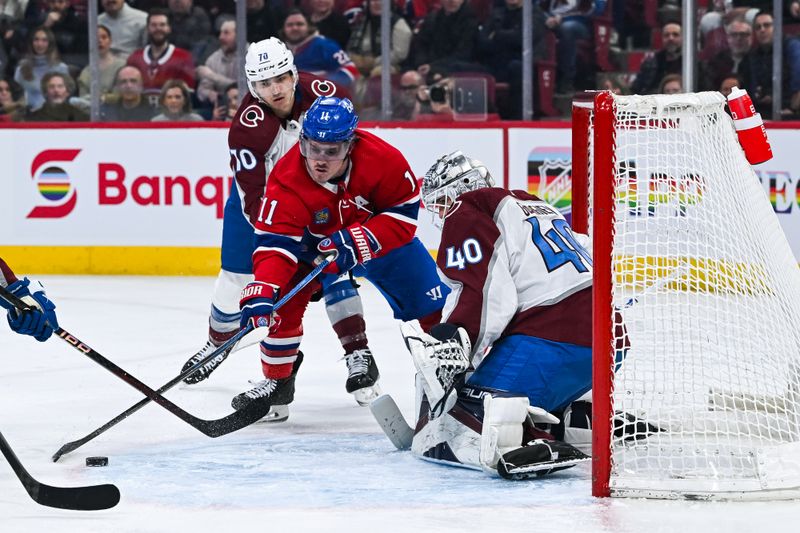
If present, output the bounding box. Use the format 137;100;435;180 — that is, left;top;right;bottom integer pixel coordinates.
244;37;298;100
422;151;494;226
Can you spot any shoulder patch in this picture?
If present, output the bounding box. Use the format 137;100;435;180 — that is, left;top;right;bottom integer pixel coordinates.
239;104;265;128
311;79;337;97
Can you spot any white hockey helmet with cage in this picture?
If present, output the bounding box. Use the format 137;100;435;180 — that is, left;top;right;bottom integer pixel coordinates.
245;37;298;100
422;151;494;224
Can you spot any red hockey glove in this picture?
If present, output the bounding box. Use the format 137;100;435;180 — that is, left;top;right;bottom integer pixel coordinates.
239;282;281;331
317;224;381;274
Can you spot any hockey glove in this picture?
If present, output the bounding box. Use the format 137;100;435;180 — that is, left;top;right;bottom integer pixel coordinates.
239;282;281;331
317;224;380;275
2;278;58;342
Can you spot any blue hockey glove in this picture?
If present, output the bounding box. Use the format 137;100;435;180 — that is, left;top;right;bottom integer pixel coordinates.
317;224;380;275
2;278;58;342
239;281;281;331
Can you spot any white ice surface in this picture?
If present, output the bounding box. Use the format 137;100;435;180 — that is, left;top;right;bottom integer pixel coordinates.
0;276;798;532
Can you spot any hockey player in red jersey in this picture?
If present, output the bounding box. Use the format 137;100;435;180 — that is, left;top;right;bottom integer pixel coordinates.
0;258;58;342
182;38;378;420
232;96;449;411
401;151;595;479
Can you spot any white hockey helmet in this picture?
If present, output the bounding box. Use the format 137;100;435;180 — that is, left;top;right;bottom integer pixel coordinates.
422;151;494;224
244;37;298;100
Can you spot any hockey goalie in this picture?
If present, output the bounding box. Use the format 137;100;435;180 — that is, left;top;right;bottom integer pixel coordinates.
397;150;604;479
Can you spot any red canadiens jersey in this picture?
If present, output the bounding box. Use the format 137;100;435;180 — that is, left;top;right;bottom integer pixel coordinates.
126;44;195;96
250;130;420;291
436;188;593;361
228;73;346;225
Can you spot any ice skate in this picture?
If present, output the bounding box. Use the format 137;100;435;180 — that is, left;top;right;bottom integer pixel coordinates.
181;339;234;385
344;348;381;406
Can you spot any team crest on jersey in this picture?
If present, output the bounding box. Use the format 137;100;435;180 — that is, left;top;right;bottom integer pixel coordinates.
239;104;265;128
313;208;331;224
311;79;337;97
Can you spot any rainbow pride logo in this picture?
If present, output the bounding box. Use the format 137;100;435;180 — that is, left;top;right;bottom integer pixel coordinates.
37;166;71;201
527;147;573;216
27;149;81;219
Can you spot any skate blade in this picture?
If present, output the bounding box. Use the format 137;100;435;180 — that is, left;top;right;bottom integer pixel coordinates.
261;404;290;423
498;456;589;480
353;384;382;406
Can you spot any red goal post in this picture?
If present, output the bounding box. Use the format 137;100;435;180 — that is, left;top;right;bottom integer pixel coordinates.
573;90;800;501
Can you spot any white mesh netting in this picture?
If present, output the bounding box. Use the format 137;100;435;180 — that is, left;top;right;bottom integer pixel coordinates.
594;92;800;500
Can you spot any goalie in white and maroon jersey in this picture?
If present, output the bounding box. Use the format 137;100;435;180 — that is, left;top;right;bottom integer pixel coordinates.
401;150;599;479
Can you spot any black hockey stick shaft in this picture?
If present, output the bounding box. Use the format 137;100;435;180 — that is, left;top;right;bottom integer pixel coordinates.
0;286;271;440
49;258;331;461
0;429;120;510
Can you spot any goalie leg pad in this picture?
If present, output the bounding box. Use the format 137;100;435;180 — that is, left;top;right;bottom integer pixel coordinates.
497;439;590;480
479;394;529;471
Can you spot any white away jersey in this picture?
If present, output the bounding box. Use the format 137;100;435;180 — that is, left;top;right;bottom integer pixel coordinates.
436;188;592;362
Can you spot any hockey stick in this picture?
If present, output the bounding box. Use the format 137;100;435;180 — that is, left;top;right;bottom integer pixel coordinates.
369;394;414;450
0;429;120;510
0;285;272;442
49;258;331;462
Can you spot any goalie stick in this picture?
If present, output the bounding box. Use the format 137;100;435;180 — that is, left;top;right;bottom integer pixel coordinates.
370;394;414;450
0;430;120;510
0;285;270;442
49;258;331;462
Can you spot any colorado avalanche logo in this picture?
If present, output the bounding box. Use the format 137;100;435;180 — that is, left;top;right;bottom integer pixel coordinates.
311;79;337;97
239;104;265;128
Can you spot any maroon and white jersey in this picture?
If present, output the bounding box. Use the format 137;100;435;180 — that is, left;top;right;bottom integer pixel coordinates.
436;188;592;361
228;73;344;225
0;257;17;288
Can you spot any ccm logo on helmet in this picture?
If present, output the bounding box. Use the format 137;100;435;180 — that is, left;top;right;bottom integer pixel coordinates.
240;105;265;128
311;79;337;97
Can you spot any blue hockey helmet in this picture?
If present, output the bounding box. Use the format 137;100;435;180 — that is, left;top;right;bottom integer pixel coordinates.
301;96;359;143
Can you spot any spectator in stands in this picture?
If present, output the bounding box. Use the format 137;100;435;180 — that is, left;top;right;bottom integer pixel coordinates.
700;14;752;92
127;8;195;105
477;0;546;118
167;0;213;62
27;0;87;67
77;25;125;105
13;27;69;110
211;80;237;120
719;73;742;98
196;16;235;105
391;68;423;120
598;73;626;95
745;11;800;118
100;64;155;121
658;73;682;94
0;76;25;120
282;8;359;87
347;0;412;78
541;0;605;95
631;22;682;95
245;0;279;43
99;0;147;59
612;0;649;49
792;1;800;22
309;0;350;49
152;78;203;121
0;0;27;73
407;0;480;77
25;70;88;120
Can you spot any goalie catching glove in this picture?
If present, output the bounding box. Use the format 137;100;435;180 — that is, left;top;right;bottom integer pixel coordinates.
0;277;58;342
317;224;380;275
239;281;281;331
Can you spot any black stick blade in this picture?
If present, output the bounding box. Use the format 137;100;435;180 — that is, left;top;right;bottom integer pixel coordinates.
32;482;121;511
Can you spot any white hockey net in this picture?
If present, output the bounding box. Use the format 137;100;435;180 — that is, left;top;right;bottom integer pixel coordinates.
591;92;800;500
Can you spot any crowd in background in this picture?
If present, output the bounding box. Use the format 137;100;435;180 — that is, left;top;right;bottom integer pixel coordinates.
1;0;800;122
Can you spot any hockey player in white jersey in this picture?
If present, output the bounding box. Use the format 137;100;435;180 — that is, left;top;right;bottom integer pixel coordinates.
402;151;596;479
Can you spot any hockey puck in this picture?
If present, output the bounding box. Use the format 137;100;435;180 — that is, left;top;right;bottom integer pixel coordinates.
85;456;109;467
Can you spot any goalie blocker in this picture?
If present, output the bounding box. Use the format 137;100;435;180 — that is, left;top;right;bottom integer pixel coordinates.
402;321;589;479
